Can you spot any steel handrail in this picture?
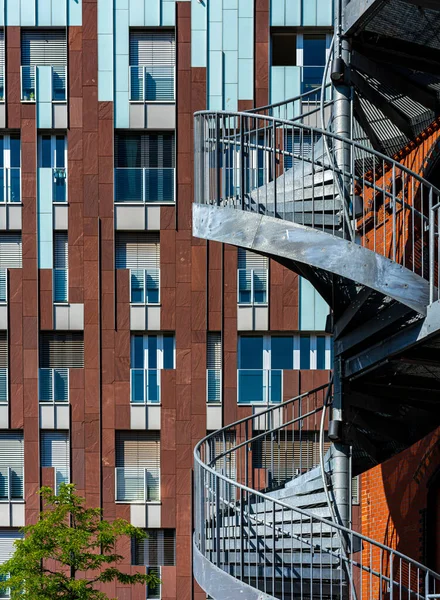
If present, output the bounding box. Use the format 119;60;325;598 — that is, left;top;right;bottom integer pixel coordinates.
194;386;440;589
194;109;440;195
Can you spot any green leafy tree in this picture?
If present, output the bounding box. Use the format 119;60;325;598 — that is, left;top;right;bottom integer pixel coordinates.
0;484;160;600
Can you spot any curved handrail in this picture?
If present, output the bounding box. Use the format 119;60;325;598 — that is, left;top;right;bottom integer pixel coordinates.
194;109;440;302
193;385;440;600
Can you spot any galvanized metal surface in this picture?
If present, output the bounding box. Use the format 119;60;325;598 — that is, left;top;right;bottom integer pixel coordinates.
193;203;430;314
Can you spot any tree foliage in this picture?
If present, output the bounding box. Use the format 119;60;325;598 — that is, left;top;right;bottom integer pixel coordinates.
0;484;159;600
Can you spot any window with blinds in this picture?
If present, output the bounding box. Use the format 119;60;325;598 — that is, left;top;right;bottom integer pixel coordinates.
21;29;67;101
252;431;331;487
116;431;160;503
284;130;313;170
207;333;221;403
132;529;175;566
115;232;160;269
39;333;84;369
0;432;24;500
115;133;175;169
40;431;70;493
0;331;7;403
0;29;4;101
0;233;22;269
0;529;23;564
53;232;68;303
129;30;175;102
237;249;268;305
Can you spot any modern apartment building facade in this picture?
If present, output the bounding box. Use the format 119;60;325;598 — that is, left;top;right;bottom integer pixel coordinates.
0;1;337;598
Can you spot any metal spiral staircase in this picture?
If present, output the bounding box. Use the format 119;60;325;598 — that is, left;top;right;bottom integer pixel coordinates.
193;1;440;598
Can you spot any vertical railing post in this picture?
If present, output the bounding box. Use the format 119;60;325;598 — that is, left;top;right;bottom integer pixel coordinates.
215;114;221;207
240;115;246;210
429;189;434;305
215;475;221;567
272;120;277;217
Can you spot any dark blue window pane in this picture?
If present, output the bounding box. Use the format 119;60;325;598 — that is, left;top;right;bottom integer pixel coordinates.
10;169;20;203
300;336;311;370
238;370;264;403
147;370;159;402
41;136;52;168
148;336;157;369
303;35;326;66
132;335;144;368
270;370;282;403
271;337;293;369
56;136;65;168
0;169;4;202
317;336;326;370
10;136;20;168
131;369;144;403
163;335;174;369
302;66;325;93
239;336;263;369
0;137;4;168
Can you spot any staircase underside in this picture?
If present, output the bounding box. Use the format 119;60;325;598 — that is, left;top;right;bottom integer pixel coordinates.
194;203;440;474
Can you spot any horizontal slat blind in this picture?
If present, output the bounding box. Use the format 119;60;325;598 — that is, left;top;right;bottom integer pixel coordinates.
252;432;331;485
116;432;160;502
115;133;175;168
0;432;24;499
207;433;236;478
21;30;67;65
41;431;70;491
237;248;268;270
39;333;84;368
0;529;23;563
0;29;4;69
0;233;22;268
132;529;176;566
115;233;160;269
0;332;7;368
130;30;175;67
54;232;68;268
207;333;221;369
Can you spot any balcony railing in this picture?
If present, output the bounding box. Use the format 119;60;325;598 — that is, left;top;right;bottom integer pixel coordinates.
0;168;21;203
53;269;68;303
131;369;160;404
0;466;24;501
53;167;67;202
237;369;282;404
129;65;175;102
39;368;69;403
115;467;160;502
0;269;7;303
237;269;268;304
130;269;160;304
21;65;67;102
207;369;221;403
114;168;175;203
0;368;8;404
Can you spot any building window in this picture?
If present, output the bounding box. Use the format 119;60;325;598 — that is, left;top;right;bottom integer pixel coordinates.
0;28;4;101
0;528;24;594
38;134;67;202
146;567;161;599
0;332;7;404
39;333;84;403
116;432;160;503
21;29;67;101
237;249;268;305
0;432;24;500
252;431;330;486
0;135;21;203
237;335;332;404
114;132;175;203
0;234;22;270
207;332;222;404
53;232;68;303
130;334;175;404
115;233;160;305
129;29;175;102
271;32;297;67
303;34;327;93
40;431;70;494
132;529;176;566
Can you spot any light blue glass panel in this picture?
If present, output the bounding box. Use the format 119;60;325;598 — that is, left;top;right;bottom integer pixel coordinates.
146;270;159;304
131;270;145;303
0;169;4;202
68;0;83;26
253;270;267;304
21;0;36;24
131;369;145;403
54;269;68;302
238;370;264;404
207;369;221;403
238;270;251;304
0;272;6;302
0;368;7;402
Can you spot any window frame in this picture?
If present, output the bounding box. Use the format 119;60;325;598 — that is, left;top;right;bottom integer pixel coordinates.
130;334;176;405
